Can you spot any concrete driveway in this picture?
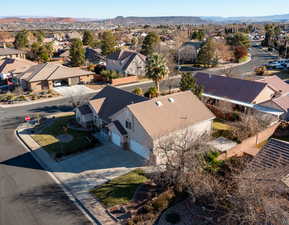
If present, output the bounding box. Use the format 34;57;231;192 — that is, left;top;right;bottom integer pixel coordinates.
53;85;96;97
52;143;145;225
55;143;145;174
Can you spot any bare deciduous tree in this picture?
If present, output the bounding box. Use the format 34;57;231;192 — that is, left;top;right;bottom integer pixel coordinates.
149;133;213;192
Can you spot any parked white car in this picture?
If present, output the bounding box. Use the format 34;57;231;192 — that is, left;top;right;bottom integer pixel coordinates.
53;81;62;87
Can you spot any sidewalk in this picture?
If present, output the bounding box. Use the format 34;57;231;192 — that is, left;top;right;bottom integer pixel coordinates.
16;125;125;225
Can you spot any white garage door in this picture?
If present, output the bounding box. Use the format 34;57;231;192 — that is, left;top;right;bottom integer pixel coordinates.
129;140;150;159
111;133;121;147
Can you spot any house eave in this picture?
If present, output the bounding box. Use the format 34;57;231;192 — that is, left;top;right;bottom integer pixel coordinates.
202;93;284;116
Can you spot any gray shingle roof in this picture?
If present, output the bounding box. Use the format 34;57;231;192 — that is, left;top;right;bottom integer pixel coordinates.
78;104;93;115
89;86;148;122
194;72;267;103
107;50;146;72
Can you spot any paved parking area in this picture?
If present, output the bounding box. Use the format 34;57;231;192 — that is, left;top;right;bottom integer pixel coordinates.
53;85;96;97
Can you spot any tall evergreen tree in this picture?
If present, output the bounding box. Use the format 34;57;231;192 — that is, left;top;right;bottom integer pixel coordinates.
141;32;160;56
82;30;94;46
101;31;117;56
14;31;29;49
197;38;218;67
179;73;203;98
69;38;85;67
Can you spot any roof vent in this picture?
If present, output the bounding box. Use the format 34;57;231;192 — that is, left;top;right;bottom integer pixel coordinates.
168;97;175;103
155;101;162;107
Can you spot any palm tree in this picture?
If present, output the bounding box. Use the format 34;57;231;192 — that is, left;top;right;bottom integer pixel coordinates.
146;53;169;93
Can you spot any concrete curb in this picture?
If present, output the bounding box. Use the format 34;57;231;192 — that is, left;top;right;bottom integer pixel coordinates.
15;127;102;225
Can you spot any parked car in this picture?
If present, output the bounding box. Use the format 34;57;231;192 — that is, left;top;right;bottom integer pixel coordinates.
266;60;288;69
53;81;63;87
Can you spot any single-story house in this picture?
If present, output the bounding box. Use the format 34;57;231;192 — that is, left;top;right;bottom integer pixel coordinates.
108;91;215;162
0;58;36;80
106;50;146;77
0;47;26;60
193;72;284;117
19;62;95;92
256;76;289;120
75;86;148;129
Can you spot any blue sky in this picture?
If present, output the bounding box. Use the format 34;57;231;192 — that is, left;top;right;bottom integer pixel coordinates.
2;0;289;18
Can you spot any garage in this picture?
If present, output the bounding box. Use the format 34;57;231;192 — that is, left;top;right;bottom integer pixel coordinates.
111;132;121;147
129;140;150;159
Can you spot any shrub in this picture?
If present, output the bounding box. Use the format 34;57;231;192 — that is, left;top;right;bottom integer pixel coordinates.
144;87;158;98
152;190;175;212
100;69;120;81
234;45;248;62
204;151;224;173
15;95;26;101
133;87;143;96
165;212;181;224
255;66;267;75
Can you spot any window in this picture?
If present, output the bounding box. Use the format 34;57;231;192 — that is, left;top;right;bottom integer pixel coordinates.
125;120;132;129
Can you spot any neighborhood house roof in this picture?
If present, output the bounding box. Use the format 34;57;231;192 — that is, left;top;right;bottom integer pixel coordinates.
20;62;93;82
0;47;24;56
78;104;92;115
107;50;146;71
257;75;289;96
89;86;148;122
0;58;36;74
182;41;202;49
272;95;289;111
194;72;268;104
251;138;289;171
127;91;215;139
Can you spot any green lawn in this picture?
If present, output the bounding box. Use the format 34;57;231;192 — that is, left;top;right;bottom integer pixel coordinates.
31;116;100;158
90;169;148;208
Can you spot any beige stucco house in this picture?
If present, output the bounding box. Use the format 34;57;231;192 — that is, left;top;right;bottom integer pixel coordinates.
0;47;26;60
19;62;95;92
108;91;215;162
0;58;36;80
106;50;146;77
75;86;147;129
75;87;215;162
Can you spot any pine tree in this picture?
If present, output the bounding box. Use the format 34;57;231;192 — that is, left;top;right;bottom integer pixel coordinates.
69;38;85;67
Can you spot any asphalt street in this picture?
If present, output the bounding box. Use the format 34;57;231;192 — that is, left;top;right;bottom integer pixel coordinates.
0;45;278;225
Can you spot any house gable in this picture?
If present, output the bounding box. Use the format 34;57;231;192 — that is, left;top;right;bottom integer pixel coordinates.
252;85;275;104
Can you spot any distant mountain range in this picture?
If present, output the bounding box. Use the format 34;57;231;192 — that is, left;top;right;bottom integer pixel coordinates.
0;13;288;25
99;16;206;25
202;14;289;23
0;17;76;24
